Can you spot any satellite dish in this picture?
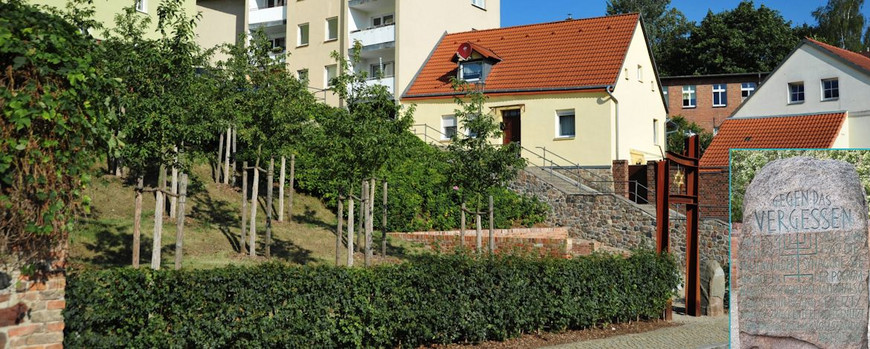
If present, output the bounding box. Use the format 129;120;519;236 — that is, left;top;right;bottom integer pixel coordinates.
457;42;472;60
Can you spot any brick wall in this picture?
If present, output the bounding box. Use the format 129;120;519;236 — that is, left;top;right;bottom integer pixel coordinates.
0;271;65;349
700;168;729;220
612;160;629;199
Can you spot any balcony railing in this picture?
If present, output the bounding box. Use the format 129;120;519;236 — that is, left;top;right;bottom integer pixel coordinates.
363;76;394;95
350;24;395;48
249;6;285;27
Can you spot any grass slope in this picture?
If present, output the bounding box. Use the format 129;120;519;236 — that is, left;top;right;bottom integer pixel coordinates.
72;164;415;270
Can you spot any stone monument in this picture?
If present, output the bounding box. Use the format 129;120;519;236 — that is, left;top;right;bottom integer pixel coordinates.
737;157;869;349
701;259;725;316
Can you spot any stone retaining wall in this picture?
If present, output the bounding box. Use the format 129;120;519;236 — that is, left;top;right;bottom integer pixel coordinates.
0;270;65;349
510;170;730;268
389;228;571;257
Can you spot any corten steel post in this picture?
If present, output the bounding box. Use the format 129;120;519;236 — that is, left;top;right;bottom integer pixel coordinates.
654;159;671;321
684;135;701;317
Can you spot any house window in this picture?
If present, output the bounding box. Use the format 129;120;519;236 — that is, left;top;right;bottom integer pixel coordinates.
682;85;696;108
650;80;655;92
326;17;338;41
741;82;756;100
556;109;575;138
788;82;804;103
624;68;629;80
298;23;309;46
297;69;308;82
325;64;337;87
662;89;669;108
459;61;483;82
442;115;457;139
472;0;486;9
135;0;147;12
712;84;727;107
269;37;286;52
637;65;643;81
369;61;394;78
653;119;659;145
822;78;839;100
265;0;285;8
372;14;394;28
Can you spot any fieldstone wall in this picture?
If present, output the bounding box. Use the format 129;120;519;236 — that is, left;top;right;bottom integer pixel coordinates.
511;170;729;268
0;269;65;349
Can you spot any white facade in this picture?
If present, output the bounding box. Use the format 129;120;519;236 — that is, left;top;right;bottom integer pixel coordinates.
732;41;870;148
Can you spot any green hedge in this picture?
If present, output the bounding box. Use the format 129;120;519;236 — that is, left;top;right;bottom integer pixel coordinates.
65;251;679;347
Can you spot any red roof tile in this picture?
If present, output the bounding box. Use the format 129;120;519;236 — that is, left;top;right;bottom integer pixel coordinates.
699;112;847;168
403;14;640;99
805;38;870;75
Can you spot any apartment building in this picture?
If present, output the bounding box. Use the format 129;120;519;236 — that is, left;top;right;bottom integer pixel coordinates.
247;0;500;105
660;72;767;132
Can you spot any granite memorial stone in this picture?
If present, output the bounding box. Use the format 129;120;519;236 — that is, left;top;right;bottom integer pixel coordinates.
701;259;725;316
738;157;869;349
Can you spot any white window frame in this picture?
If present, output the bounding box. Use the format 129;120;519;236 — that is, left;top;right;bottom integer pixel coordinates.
369;61;394;78
822;78;839;101
269;37;286;52
325;65;337;87
297;69;308;82
741;82;756;100
662;88;669;108
135;0;147;13
712;84;727;107
371;14;394;28
637;65;643;82
788;81;804;104
459;61;483;82
555;109;576;138
297;23;309;47
471;0;486;9
441;115;457;140
682;85;696;108
265;0;285;8
325;17;338;41
653;119;660;145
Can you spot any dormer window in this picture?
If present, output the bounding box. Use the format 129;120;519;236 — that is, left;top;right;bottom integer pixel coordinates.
460;61;483;81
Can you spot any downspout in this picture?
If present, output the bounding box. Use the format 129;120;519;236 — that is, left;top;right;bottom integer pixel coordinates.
605;85;620;160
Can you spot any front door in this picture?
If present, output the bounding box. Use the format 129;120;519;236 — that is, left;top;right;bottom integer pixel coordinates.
502;109;521;145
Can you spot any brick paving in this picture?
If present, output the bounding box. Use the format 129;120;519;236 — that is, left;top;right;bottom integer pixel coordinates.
543;313;729;349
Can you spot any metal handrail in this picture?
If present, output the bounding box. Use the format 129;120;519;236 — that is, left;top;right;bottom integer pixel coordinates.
412;123;448;145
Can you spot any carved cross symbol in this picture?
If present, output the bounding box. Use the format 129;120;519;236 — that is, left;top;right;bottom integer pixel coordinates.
782;233;818;281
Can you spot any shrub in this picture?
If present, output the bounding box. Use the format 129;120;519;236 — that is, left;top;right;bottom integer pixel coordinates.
65;250;679;347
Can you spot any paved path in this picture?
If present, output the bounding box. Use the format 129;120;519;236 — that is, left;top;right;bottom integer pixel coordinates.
543;314;729;349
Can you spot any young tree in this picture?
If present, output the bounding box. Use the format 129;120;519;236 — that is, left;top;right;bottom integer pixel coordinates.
812;0;867;51
665;116;714;155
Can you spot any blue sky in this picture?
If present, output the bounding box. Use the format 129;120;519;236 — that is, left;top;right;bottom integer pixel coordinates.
501;0;870;27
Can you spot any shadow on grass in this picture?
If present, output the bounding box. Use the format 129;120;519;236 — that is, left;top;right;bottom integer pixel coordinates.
291;205;334;231
188;181;242;253
77;219;154;268
269;237;317;265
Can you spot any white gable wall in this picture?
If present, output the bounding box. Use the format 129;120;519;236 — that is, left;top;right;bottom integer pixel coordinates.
612;21;667;164
732;44;870;147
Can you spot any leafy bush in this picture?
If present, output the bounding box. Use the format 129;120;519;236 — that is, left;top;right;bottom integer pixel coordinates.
65;250;679;347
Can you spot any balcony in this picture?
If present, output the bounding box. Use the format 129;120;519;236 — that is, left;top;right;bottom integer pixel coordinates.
363;76;394;95
249;6;285;28
350;24;395;50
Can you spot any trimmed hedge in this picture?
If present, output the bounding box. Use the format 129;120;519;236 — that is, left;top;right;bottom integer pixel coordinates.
64;251;679;347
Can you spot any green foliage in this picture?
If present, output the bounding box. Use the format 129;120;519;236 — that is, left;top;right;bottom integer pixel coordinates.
65;250;680;347
0;0;114;262
665;115;713;155
812;0;867;51
606;0;694;76
729;150;870;222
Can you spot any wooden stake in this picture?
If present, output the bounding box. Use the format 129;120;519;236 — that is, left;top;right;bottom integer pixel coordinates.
170;147;178;218
365;179;374;267
475;213;482;253
240;161;248;254
265;158;274;258
357;182;364;252
460;203;466;248
362;181;369;265
231;127;237;186
347;198;355;267
337;196;343;266
152;166;166;270
223;127;231;185
249;163;259;257
174;173;188;270
381;181;387;257
217;132;224;183
288;154;295;222
133;176;143;268
488;195;495;254
278;156;286;222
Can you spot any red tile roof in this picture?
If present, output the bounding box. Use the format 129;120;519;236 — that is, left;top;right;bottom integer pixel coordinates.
699;112;847;168
403;13;640;99
805;38;870;75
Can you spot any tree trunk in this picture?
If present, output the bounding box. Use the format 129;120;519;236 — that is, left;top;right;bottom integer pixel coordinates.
278;156;285;222
365;179;374;267
231;127;237;186
381;181;387;257
357;182;364;252
347;198;355;267
240;161;248;254
475;213;482;253
133;176;143;268
249;164;260;257
216;132;224;183
174;173;188;270
170;147;178;218
265;158;274;258
224;128;231;185
361;181;368;265
460;203;466;248
288;154;295;221
152;166;166;270
488;195;494;254
336;197;343;266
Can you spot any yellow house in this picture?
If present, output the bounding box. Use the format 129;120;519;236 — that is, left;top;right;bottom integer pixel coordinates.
402;13;666;167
